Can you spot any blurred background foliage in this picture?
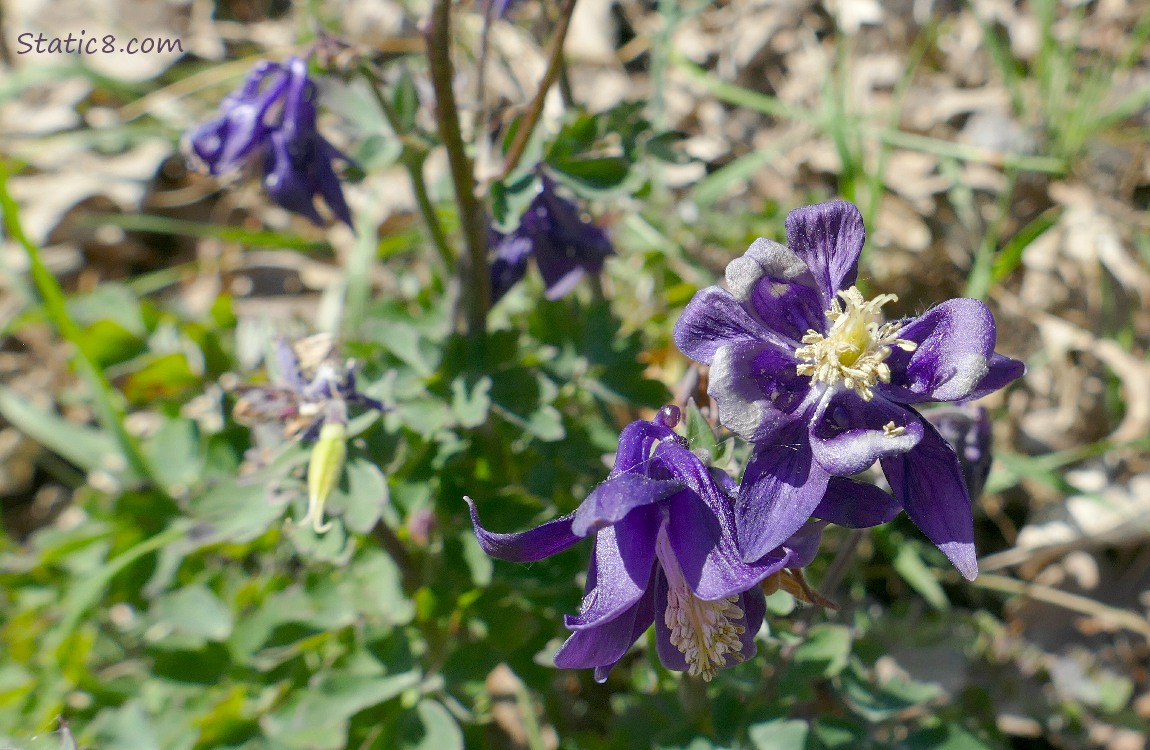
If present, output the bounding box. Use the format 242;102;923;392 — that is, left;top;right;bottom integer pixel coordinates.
1;0;1149;748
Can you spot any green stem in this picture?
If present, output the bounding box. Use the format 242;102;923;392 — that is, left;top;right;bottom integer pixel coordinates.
499;0;579;179
0;161;154;484
361;66;456;275
425;0;489;336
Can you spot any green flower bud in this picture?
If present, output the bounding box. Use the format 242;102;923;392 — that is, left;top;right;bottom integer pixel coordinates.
300;422;347;533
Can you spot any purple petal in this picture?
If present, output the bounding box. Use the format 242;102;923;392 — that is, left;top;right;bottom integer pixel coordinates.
524;176;613;300
882;299;1001;403
708;342;809;443
264;130;326;225
813;478;901;528
466;498;580;562
609;419;676;478
652;569;689;672
656;442;791;599
572;473;683;536
735;428;831;563
274;336;307;391
673;287;778;365
780;521;827;568
189;61;289;175
724;237;825;341
314;140;354;227
748;273;827;343
564;508;659;630
880;419;978;580
554;571;656;677
924;405;994;501
489;228;533;303
736;587;766;659
809;392;923;475
964;353;1026;401
784;201;864;305
260;60;353;227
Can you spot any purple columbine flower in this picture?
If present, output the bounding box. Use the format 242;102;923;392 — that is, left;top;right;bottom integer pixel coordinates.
469;408;789;682
488;175;614;303
673;201;1024;579
187;57;353;227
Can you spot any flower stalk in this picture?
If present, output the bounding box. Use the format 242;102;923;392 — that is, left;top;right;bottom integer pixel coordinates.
425;0;490;336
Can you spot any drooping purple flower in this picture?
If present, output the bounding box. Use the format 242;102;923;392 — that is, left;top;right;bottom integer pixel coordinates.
673;201;1024;579
468;413;797;682
188;61;289;176
488;175;614;303
187;57;353;227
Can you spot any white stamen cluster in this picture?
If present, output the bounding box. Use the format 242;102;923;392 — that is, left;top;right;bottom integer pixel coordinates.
794;286;917;401
664;585;747;681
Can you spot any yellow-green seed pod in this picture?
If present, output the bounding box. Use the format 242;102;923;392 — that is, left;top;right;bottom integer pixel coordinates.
301;422;347;533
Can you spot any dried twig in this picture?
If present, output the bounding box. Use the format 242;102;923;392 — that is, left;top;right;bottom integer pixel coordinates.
499;0;579;179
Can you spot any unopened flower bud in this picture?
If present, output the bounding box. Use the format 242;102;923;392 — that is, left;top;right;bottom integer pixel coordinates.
301;421;347;533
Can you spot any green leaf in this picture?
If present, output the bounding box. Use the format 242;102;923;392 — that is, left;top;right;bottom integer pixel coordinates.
187;478;285;545
0;386;122;475
684;399;719;463
325;457;389;534
121;352;201;404
349;548;415;626
263;671;422;750
143;417;203;493
90;701;164;750
893;545;950;611
748;719;809;750
151;584;233;642
548;156;630;192
66;282;147;336
811;718;868;749
905;725;996;750
458;529;493;587
841;666;941;722
392;69;420;134
792;624;852;678
398;700;463;750
451;376;492;428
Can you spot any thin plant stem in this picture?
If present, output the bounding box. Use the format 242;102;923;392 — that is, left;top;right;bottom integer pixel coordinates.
820;528;865;599
372;519;420;593
0;161;155;485
361;65;455;276
970;573;1150;641
499;0;579;179
425;0;490;336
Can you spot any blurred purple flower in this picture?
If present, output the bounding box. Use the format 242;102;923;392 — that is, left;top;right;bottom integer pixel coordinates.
673;200;1024;579
488;175;614;303
483;0;519;19
924;404;994;502
187;57;352;227
488;227;533;303
233;335;384;442
469;415;794;682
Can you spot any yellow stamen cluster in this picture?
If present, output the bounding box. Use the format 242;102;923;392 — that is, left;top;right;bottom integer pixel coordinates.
794;286;917;401
882;421;906;437
665;585;747;681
